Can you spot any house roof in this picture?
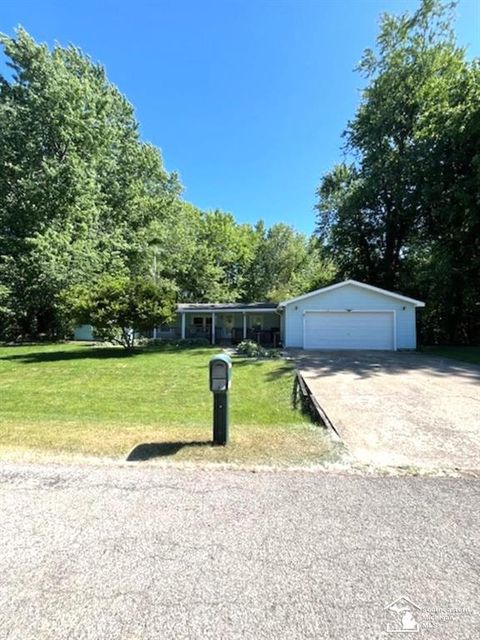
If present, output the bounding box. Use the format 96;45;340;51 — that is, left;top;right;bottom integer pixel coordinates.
177;302;278;312
176;280;425;313
277;279;425;308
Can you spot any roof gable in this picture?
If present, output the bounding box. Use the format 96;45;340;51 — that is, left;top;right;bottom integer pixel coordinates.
278;280;425;308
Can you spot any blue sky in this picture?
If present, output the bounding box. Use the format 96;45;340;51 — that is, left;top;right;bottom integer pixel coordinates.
1;0;479;234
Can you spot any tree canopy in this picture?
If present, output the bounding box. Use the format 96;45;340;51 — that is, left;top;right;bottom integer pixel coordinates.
0;28;331;340
1;1;478;346
316;0;480;343
0;28;179;338
64;275;176;350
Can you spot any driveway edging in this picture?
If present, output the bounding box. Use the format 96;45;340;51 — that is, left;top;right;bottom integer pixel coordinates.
294;369;342;441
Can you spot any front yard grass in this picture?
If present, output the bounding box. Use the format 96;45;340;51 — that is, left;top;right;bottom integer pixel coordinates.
0;343;333;466
422;346;480;366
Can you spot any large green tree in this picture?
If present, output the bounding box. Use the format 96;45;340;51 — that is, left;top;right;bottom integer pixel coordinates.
316;0;480;342
64;275;176;350
144;203;257;304
0;29;338;342
243;222;336;303
0;29;179;338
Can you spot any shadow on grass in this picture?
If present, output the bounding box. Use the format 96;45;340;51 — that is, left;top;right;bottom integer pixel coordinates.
126;440;212;461
291;374;323;424
0;343;214;364
230;358;294;380
265;364;295;380
0;347;134;364
421;346;480;366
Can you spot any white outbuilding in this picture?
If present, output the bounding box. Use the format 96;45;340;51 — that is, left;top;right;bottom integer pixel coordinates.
278;280;425;351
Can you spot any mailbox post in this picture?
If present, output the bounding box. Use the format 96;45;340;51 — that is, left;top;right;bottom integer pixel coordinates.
209;354;232;445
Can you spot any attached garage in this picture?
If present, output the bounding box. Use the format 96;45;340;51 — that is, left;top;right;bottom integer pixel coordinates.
279;280;424;351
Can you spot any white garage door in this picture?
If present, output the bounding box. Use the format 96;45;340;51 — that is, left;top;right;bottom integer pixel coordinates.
304;311;394;350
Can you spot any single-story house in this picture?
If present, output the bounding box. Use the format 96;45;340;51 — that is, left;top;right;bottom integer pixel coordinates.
74;279;425;350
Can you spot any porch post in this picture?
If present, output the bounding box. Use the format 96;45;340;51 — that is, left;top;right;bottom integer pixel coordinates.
181;313;186;339
242;312;247;340
211;312;216;345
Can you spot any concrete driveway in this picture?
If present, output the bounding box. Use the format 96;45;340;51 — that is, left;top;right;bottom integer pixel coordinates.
295;351;480;471
0;463;479;640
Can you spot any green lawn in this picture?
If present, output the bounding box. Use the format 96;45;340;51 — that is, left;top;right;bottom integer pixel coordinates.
0;342;333;465
422;346;480;366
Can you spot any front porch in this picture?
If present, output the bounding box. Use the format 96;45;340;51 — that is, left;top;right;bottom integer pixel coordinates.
177;303;282;346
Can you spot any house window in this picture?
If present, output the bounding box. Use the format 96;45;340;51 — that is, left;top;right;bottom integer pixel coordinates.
250;315;263;330
192;316;212;331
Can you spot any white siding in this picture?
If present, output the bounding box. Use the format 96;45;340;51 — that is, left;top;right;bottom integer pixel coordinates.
283;283;418;349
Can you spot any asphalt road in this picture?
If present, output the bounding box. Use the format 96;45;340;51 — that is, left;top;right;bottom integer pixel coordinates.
0;463;478;639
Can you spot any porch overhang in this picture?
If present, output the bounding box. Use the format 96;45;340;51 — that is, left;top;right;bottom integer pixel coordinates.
176;303;280;344
176;304;278;313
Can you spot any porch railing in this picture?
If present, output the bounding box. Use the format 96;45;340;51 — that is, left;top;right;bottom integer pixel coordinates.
231;328;281;347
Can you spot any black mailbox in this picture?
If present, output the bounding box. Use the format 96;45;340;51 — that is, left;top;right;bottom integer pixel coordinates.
209;354;232;393
209;354;232;445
